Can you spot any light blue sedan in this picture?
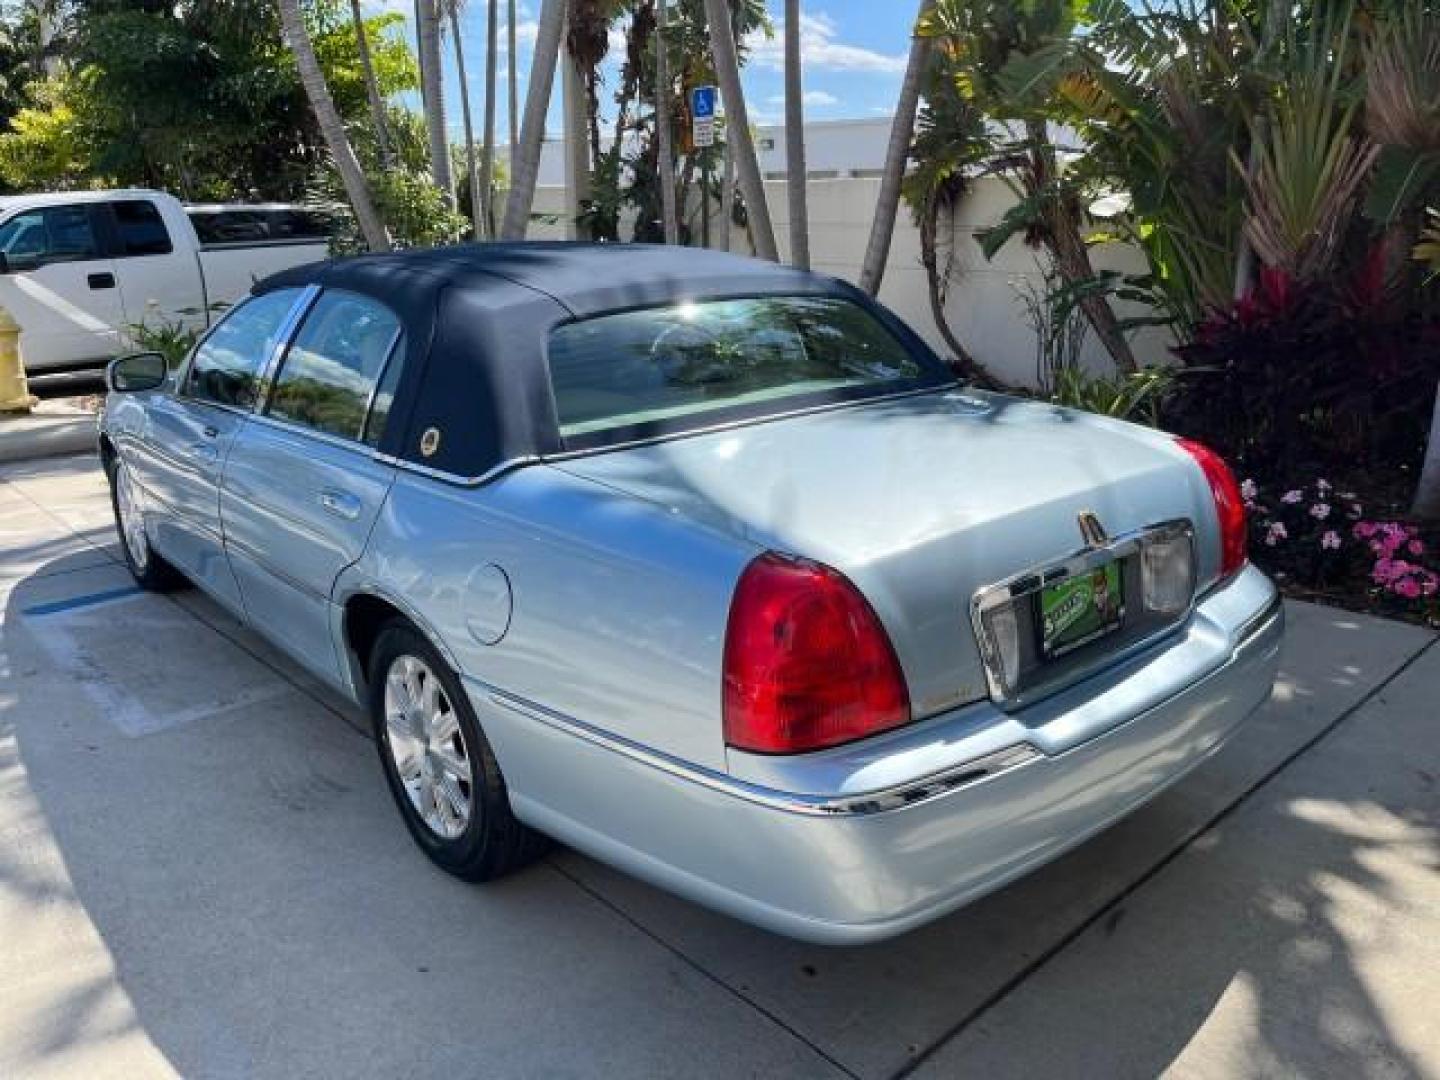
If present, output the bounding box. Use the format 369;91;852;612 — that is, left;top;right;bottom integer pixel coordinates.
98;244;1282;944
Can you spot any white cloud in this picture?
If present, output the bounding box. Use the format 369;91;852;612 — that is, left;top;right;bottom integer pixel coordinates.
767;90;840;107
746;11;906;75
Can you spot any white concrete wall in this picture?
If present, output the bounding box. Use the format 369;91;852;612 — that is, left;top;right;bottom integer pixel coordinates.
529;175;1174;389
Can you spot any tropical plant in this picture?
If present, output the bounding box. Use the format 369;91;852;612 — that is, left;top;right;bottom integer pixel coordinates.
919;0;1139;374
861;0;932;295
702;0;776;260
1049;365;1176;426
782;0;808;268
415;0;454;202
502;0;566;238
279;0;390;250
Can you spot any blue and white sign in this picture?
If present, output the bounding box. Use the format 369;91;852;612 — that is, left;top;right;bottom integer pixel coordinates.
691;85;717;147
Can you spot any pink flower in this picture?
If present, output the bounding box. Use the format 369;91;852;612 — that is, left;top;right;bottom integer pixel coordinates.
1395;577;1422;600
1316;479;1332;493
1240;479;1258;504
1265;522;1289;546
1354;522;1377;539
1281;490;1304;505
1409;539;1426;557
1321;531;1341;550
1309;503;1331;520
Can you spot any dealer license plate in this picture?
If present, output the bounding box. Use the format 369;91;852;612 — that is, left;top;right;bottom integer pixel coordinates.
1037;561;1125;659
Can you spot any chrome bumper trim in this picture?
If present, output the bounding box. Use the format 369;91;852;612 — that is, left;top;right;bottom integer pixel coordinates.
483;685;1040;818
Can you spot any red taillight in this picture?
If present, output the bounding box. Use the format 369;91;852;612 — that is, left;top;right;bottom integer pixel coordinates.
1177;438;1247;578
722;552;911;754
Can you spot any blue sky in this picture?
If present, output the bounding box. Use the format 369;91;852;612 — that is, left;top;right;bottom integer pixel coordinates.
369;3;914;138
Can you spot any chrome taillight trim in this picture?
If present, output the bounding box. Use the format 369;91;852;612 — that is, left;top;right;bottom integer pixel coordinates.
970;519;1197;709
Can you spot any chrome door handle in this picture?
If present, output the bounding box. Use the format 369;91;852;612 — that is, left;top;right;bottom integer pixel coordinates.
318;489;362;521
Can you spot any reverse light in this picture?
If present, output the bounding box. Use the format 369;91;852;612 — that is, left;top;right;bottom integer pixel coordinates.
723;552;911;754
1177;438;1247;579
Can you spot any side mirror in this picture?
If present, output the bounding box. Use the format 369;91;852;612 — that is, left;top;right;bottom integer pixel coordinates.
106;351;167;393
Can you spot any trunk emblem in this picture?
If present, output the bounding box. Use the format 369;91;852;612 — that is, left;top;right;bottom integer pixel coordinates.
1077;511;1109;549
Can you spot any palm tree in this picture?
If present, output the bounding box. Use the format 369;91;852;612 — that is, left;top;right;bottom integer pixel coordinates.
782;0;808;268
278;0;390;251
702;0;777;261
481;0;498;238
349;0;393;164
507;0;518;164
655;0;679;243
445;0;483;237
501;0;566;239
860;0;931;295
416;0;455;202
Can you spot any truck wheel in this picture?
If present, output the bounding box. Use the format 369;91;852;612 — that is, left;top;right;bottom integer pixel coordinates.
368;620;548;880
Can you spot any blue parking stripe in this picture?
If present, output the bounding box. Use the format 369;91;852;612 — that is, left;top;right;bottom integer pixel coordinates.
23;586;143;617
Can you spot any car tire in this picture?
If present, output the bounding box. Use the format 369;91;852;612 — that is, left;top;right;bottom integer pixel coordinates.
368;620;548;881
105;454;185;591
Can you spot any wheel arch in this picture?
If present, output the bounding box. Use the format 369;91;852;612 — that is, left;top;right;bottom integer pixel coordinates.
337;586;464;698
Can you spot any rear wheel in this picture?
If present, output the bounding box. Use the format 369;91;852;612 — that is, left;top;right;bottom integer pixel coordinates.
368;621;546;880
106;455;184;590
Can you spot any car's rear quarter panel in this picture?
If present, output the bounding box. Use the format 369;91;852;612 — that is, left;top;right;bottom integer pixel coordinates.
344;466;760;772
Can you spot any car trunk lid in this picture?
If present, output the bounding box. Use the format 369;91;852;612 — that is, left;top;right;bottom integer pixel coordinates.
554;389;1220;720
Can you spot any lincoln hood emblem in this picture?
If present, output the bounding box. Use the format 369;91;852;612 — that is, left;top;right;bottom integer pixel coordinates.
1077;511;1109;549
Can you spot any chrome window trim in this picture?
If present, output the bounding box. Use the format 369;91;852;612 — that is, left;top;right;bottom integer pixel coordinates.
245;410;384;460
252;283;323;414
484;684;1041;818
358;325;406;447
369;452;541;487
970;519;1198;709
176;284;319;413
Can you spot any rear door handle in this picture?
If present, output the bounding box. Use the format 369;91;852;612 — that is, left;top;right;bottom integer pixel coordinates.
88;272;116;290
318;489;362;521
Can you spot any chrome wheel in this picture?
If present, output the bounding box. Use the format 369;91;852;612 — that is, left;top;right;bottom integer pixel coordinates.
383;655;473;840
114;462;149;572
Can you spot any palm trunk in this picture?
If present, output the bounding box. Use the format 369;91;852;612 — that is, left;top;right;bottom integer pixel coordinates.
783;0;809;269
720;136;735;252
702;0;777;261
655;0;679;244
349;0;392;164
859;0;931;295
919;190;1006;389
417;0;455;202
482;0;499;238
1026;119;1137;374
501;0;566;239
278;0;390;251
1413;384;1440;518
507;0;518;165
449;4;483;239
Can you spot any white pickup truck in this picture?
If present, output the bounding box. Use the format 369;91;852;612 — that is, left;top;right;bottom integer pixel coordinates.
0;189;333;374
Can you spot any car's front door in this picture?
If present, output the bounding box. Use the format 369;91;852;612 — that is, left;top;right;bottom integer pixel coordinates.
220;289;405;684
137;287;309;612
0;203;125;372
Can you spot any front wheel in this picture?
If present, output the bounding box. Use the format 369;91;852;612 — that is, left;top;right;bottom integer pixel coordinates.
106;455;184;591
368;621;547;880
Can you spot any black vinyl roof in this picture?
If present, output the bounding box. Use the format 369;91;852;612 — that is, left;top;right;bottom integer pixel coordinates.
253;243;946;480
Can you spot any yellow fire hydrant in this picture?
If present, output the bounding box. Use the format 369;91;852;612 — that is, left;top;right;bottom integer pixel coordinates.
0;302;38;414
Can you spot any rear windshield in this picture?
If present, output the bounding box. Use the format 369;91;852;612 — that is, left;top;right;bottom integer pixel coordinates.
546;295;945;446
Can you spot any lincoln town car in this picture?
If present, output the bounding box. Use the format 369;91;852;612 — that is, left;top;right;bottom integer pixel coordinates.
97;244;1283;944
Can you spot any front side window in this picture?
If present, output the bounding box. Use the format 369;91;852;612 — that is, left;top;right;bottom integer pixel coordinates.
185;289;301;410
111;200;173;256
267;290;402;443
0;206;100;269
546;295;942;445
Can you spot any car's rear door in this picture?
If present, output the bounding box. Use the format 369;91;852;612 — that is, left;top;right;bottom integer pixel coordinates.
0;202;125;372
136;287;310;612
220;289;404;684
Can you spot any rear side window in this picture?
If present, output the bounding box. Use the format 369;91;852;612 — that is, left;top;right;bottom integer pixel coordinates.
185;289;301;410
0;206;100;268
267;290;402;444
111;200;173;256
546;295;935;444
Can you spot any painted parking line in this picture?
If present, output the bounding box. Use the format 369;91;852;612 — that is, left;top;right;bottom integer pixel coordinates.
22;585;143;618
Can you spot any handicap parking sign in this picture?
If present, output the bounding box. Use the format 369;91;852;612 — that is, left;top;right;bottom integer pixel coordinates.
692;85;717;120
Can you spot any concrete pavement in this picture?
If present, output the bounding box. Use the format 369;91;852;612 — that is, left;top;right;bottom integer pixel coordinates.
1;453;1436;1079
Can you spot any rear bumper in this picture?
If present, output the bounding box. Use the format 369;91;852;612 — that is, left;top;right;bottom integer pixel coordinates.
472;566;1283;945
